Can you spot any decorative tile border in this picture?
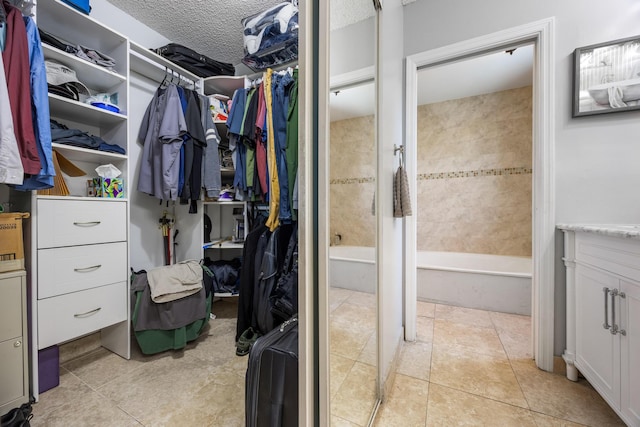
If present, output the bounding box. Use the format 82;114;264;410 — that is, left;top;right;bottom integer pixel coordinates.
418;167;532;181
330;177;375;185
329;167;531;185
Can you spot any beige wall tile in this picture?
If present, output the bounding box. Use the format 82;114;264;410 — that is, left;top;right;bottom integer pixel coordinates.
329;88;532;253
416;86;533;256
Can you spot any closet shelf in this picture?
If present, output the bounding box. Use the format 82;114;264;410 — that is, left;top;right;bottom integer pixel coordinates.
49;93;127;125
129;41;201;86
213;292;239;298
35;194;128;202
37;0;128;74
203;200;244;206
202;75;248;95
203;239;244;250
52;143;127;164
37;0;127;51
42;44;126;91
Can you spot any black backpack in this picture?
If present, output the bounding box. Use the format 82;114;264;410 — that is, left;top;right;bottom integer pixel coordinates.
254;228;280;335
270;224;298;324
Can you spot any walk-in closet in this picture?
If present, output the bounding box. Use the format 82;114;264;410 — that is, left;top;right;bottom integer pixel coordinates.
0;0;311;425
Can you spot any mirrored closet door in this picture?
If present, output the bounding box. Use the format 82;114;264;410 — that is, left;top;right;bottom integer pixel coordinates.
328;1;379;424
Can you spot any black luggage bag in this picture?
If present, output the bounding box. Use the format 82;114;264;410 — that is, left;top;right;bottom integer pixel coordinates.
154;43;235;77
245;316;298;427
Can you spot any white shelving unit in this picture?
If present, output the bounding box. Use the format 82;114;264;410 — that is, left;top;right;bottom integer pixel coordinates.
203;200;247;299
201;76;250;299
27;0;132;400
203;201;248;250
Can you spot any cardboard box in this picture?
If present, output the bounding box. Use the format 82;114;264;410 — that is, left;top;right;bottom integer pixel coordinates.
0;212;29;273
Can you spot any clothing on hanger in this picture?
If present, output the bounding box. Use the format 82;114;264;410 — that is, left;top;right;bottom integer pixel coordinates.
200;94;222;199
2;0;41;175
137;83;187;201
14;16;55;191
0;49;23;184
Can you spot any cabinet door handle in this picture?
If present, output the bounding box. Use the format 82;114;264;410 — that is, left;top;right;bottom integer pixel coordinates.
603;287;611;330
73;221;101;227
610;289;619;335
73;264;102;272
74;307;101;318
618;291;627;336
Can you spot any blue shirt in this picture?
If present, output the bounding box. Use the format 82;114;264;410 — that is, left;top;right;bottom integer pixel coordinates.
15;17;55;191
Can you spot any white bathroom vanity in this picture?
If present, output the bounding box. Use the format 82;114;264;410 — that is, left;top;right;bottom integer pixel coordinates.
559;224;640;426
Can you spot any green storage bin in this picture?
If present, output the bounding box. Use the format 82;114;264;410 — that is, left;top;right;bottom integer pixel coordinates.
132;290;211;355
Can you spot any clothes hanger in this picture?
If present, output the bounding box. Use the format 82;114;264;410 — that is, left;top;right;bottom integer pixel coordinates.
7;0;35;16
160;67;169;88
0;2;6;26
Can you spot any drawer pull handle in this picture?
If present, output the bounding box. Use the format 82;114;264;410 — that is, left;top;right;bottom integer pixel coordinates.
619;292;627;336
611;290;627;336
73;221;101;227
610;289;619;335
74;307;102;318
74;264;102;273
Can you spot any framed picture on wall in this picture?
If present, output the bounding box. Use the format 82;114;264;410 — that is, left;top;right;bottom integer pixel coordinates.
573;35;640;117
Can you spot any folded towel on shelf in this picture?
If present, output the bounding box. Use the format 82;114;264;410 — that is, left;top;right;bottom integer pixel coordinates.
393;165;412;218
146;260;203;303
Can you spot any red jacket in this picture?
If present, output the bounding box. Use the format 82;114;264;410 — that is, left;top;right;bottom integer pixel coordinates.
2;1;40;175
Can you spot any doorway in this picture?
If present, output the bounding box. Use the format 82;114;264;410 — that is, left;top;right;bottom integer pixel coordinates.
415;44;534;314
404;18;556;371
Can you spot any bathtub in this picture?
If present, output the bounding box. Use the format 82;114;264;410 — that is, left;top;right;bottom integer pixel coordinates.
417;251;532;315
329;246;376;294
329;246;532;315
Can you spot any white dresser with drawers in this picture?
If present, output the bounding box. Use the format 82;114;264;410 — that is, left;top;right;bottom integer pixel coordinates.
35;198;129;351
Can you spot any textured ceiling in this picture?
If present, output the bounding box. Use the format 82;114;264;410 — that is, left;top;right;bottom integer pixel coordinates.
330;0;375;31
106;0;374;66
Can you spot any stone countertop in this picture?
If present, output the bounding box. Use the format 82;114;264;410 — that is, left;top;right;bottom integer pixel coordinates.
557;223;640;239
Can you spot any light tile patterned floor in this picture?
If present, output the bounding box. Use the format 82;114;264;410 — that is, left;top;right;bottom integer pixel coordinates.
373;300;627;427
30;291;626;426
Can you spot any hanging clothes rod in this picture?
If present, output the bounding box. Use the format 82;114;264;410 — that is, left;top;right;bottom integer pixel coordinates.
130;48;200;88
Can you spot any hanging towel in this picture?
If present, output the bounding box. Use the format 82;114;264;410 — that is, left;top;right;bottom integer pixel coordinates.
393;165;412;218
